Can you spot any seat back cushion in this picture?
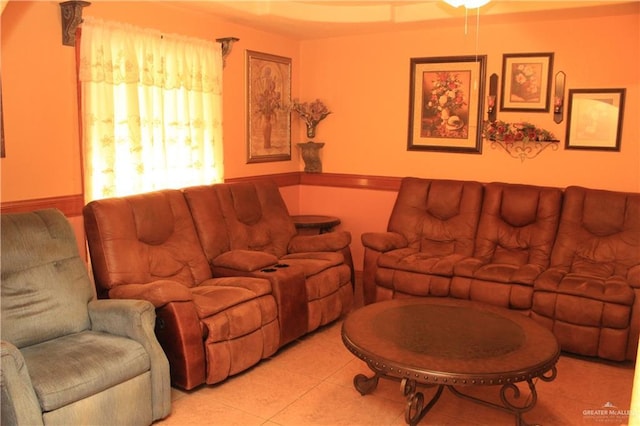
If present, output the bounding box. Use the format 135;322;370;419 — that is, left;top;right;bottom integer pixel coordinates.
551;186;640;277
473;182;562;266
83;190;212;297
388;177;483;257
185;180;297;260
1;209;93;348
182;184;231;260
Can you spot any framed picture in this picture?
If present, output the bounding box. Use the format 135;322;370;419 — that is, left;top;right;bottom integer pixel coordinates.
565;88;625;151
407;55;486;153
500;52;553;112
1;75;4;158
246;50;291;163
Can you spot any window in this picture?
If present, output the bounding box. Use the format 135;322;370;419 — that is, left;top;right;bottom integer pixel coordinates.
78;17;224;201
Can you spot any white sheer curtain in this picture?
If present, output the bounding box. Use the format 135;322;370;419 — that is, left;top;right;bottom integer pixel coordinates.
78;17;224;201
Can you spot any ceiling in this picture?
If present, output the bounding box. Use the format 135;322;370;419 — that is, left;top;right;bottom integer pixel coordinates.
165;1;633;40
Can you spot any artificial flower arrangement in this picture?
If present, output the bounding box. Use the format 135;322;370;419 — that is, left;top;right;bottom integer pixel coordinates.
425;71;467;119
291;99;331;138
510;64;541;102
482;120;557;142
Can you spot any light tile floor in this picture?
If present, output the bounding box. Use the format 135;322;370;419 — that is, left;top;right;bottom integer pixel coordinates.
157;319;635;426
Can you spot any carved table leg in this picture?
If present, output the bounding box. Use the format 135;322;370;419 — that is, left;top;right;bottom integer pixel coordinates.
447;366;557;426
353;373;380;395
401;378;444;426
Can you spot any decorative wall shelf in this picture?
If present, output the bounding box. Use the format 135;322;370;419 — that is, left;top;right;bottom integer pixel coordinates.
483;120;558;162
487;139;559;162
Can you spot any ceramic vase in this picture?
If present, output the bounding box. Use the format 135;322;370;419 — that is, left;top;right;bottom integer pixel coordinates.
297;141;324;173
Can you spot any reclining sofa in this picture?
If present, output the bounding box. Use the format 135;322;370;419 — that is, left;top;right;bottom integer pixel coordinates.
83;179;353;390
362;177;639;362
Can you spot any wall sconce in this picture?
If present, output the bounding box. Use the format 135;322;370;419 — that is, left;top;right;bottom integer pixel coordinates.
216;37;239;68
554;71;566;124
487;73;498;122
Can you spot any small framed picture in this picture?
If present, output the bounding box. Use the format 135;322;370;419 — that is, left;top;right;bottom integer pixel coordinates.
407;55;486;154
565;88;625;151
246;50;291;163
1;74;4;158
500;52;553;112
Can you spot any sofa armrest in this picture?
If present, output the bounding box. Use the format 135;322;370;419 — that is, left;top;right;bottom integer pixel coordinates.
288;231;351;254
88;299;171;421
108;280;193;308
628;265;640;289
361;231;408;252
1;341;43;426
212;250;279;272
288;231;351;253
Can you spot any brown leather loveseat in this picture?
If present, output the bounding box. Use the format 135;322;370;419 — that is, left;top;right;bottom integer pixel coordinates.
83;179;353;390
362;177;639;362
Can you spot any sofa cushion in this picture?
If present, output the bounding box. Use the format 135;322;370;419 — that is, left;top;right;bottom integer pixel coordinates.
530;186;640;361
84;190;213;294
378;248;465;276
190;277;273;318
202;295;279;384
21;331;150;412
184;181;297;260
457;182;562;277
548;186;640;278
201;296;277;343
470;263;544;285
535;269;634;305
387;178;483;255
280;252;344;277
1;209;93;349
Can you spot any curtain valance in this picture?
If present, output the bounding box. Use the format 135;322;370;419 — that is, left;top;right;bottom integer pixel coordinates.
79;17;222;93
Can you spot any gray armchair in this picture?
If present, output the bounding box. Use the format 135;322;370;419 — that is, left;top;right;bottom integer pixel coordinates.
1;209;171;425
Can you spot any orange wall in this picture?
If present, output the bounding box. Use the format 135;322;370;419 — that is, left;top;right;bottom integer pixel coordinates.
0;1;303;204
2;2;639;270
2;1;82;201
298;2;639;192
295;185;398;271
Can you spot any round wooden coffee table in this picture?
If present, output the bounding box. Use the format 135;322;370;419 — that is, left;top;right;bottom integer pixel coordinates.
341;298;559;426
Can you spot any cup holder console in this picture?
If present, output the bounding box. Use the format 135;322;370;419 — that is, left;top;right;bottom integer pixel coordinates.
261;263;289;273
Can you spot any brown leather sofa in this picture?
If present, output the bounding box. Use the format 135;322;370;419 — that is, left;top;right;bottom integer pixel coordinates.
83;179;353;390
362;177;639;362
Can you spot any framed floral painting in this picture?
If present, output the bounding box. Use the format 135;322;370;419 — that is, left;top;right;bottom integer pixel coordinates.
246;50;291;163
1;74;4;158
565;88;625;151
407;55;486;153
500;52;553;112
